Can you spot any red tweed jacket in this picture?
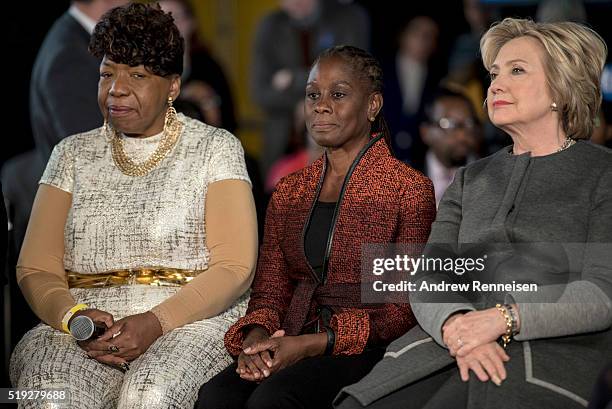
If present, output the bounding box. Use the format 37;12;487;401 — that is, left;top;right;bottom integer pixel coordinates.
225;136;436;356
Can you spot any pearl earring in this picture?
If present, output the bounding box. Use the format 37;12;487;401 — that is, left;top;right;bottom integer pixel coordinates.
551;102;559;112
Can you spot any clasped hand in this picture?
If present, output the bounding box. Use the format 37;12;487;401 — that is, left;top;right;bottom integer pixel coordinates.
237;326;322;382
75;309;162;369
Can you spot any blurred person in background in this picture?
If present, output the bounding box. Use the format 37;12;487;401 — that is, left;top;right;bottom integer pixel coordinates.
447;0;496;122
160;0;267;239
383;15;443;169
9;4;257;407
265;100;324;193
419;87;481;207
30;0;130;162
446;0;510;159
252;0;370;177
536;0;587;23
159;0;238;133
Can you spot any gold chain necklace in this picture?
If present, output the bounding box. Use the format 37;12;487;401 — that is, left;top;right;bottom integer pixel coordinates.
107;108;183;177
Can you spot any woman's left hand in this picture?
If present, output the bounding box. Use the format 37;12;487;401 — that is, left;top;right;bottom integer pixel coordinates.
83;311;163;363
442;308;507;357
456;341;510;385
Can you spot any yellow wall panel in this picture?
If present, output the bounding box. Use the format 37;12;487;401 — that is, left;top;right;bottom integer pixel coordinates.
191;0;279;157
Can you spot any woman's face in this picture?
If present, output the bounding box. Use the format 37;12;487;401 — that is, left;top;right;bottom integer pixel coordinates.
486;36;554;133
98;56;181;137
304;56;381;149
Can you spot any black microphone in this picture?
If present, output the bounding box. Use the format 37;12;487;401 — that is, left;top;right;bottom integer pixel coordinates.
69;315;107;341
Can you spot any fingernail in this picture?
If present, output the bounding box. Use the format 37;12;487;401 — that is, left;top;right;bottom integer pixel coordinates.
266;361;272;367
244;347;251;353
263;370;269;377
492;376;502;386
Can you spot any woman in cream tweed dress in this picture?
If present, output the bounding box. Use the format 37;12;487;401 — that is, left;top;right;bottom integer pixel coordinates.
10;4;257;408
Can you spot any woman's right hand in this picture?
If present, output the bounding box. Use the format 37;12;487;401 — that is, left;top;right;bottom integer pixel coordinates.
71;308;114;332
442;309;508;357
237;326;276;381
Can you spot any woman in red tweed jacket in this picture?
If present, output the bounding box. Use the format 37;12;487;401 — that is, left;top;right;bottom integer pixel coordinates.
197;46;436;409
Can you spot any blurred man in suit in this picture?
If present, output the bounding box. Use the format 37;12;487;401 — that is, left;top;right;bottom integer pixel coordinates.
31;0;129;161
383;16;443;167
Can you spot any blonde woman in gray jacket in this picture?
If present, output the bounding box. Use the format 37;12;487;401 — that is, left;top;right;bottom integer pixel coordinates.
336;18;611;409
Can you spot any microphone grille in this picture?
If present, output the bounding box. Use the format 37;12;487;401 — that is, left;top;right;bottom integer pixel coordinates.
70;315;95;341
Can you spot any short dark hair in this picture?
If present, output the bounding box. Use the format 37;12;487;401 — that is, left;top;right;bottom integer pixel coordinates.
89;3;184;76
423;87;480;125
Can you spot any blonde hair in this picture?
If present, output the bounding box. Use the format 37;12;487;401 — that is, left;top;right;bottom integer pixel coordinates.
480;18;607;139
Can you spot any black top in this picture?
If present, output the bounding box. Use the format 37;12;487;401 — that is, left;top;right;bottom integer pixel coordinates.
305;201;336;280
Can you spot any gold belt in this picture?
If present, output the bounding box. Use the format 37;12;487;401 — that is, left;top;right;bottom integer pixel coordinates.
66;268;202;288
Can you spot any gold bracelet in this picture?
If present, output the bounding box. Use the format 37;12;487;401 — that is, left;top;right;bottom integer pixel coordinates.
495;303;513;348
61;303;88;334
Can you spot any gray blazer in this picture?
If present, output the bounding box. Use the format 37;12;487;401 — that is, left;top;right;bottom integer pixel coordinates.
337;141;612;408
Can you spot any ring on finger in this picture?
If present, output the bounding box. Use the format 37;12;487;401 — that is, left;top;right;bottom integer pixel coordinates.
108;344;119;353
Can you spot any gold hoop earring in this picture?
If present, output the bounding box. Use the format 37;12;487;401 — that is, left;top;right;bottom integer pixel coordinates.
551;102;559;112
